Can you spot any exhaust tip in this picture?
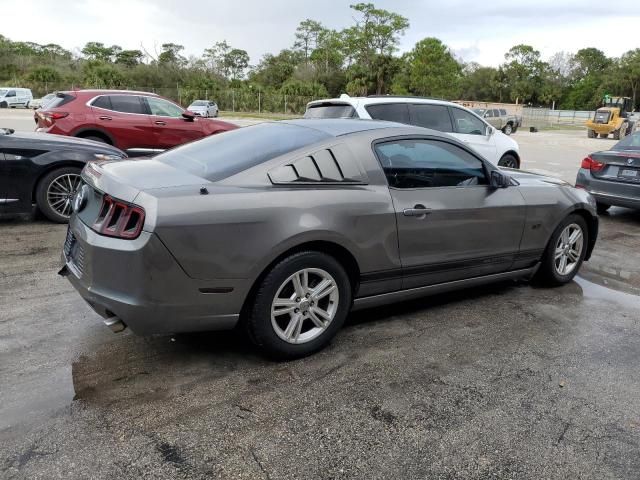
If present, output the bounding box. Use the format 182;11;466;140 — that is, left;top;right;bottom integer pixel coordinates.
104;316;127;333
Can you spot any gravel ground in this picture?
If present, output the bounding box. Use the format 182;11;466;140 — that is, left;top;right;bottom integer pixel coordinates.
1;116;639;479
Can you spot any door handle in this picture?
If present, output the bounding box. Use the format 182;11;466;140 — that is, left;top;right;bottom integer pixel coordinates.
154;120;166;126
99;116;112;120
403;205;432;217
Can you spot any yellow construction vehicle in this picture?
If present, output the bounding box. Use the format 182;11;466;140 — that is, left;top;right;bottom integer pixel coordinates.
586;96;636;139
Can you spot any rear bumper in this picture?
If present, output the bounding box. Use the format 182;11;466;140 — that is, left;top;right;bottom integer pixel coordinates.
576;168;640;210
62;215;250;334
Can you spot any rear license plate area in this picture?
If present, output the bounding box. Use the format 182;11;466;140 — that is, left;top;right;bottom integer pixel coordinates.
618;168;640;182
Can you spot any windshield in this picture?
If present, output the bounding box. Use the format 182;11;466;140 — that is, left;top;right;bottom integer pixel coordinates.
156;122;332;181
190;100;208;107
304;104;357;119
0;89;7;96
473;109;486;116
612;131;640;151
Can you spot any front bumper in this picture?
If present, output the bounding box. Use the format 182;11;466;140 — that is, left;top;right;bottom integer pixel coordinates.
576;168;640;210
61;215;249;334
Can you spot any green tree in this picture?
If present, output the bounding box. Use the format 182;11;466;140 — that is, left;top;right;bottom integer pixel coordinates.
618;49;640;109
294;19;325;63
501;44;547;104
158;43;186;67
393;37;461;99
115;49;144;68
26;66;61;83
81;42;119;62
458;64;501;101
342;2;409;94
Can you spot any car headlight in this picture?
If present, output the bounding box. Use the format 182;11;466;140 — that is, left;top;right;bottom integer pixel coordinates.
93;153;123;161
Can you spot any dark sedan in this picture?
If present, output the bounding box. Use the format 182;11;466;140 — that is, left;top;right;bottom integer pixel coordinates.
0;128;125;222
62;119;598;359
576;130;640;213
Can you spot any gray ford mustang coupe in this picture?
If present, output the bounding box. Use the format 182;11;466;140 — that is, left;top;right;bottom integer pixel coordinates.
61;119;598;358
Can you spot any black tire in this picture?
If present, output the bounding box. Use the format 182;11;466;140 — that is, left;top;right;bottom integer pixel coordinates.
0;101;7;108
534;214;588;286
596;202;611;214
498;154;519;169
503;123;513;135
35;166;83;223
245;251;352;359
511;125;518;133
81;135;109;144
587;129;595;138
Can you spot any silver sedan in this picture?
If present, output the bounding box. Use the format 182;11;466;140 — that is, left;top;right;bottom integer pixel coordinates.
61;119;598;358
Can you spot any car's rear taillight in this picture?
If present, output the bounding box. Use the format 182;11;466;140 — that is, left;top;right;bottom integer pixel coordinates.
38;111;69;124
581;156;604;172
93;195;145;239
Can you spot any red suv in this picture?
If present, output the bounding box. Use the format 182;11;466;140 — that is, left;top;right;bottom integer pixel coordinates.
35;90;237;154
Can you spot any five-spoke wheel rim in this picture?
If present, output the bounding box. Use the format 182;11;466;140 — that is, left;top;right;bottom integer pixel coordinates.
554;223;583;276
271;268;339;344
47;173;82;218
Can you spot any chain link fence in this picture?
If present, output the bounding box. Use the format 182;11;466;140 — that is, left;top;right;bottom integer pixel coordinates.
522;108;594;129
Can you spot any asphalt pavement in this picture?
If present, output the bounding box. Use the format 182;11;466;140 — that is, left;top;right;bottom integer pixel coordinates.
1;110;640;479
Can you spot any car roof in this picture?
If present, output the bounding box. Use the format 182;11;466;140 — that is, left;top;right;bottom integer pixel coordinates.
279;118;427;137
67;89;160;97
307;95;460;109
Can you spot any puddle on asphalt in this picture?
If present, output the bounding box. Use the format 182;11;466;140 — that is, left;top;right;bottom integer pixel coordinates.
574;276;640;309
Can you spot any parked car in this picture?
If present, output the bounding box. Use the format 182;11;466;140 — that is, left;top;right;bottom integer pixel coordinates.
472;108;522;135
61;119;597;358
304;95;522;168
187;100;219;117
576;130;640;213
0;128;126;222
30;93;57;110
35;90;237;155
0;88;33;108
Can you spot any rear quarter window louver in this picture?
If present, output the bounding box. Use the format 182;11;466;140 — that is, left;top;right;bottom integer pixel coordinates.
268;144;367;185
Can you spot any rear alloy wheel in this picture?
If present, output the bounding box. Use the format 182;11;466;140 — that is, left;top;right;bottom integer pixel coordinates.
36;167;83;223
246;251;352;359
498;154;519;169
503;123;513;135
535;214;588;286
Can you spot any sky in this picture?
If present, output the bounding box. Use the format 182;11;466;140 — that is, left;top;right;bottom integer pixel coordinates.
2;0;639;66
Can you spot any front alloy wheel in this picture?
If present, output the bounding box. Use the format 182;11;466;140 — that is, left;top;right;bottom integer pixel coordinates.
271;268;339;344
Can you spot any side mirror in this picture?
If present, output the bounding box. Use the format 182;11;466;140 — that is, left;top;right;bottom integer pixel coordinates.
490;170;511;188
485;125;494;136
182;111;196;121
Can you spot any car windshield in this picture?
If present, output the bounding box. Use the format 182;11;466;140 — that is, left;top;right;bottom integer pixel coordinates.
190;100;208;106
612;131;640;151
473;109;485;116
0;89;7;96
156;122;332;181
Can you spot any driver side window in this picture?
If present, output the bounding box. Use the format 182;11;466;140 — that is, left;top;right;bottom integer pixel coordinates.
146;97;184;118
375;139;487;189
451;108;486;135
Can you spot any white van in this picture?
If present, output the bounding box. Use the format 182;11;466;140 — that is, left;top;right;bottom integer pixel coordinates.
0;88;33;109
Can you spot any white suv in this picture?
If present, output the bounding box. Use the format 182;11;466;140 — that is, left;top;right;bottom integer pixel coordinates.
305;95;521;168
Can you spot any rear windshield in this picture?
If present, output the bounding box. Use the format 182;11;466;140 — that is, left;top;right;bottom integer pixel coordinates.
45;92;76;109
612;131;640;150
156;122;332;181
304;104;357;119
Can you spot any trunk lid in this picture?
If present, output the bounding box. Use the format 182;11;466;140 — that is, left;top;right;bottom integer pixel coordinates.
590;150;640;184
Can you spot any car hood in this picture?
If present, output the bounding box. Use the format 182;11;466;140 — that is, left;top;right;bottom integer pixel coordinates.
503;168;571;187
7;132;125;156
82;158;208;203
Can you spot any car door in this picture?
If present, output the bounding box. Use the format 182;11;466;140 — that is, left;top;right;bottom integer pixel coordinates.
374;137;526;289
144;96;204;149
449;106;497;162
0;148;30;212
5;90;17;107
90;95;155;152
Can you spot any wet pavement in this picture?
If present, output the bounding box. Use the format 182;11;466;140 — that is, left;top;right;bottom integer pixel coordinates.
1;128;640;479
1;208;639;479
